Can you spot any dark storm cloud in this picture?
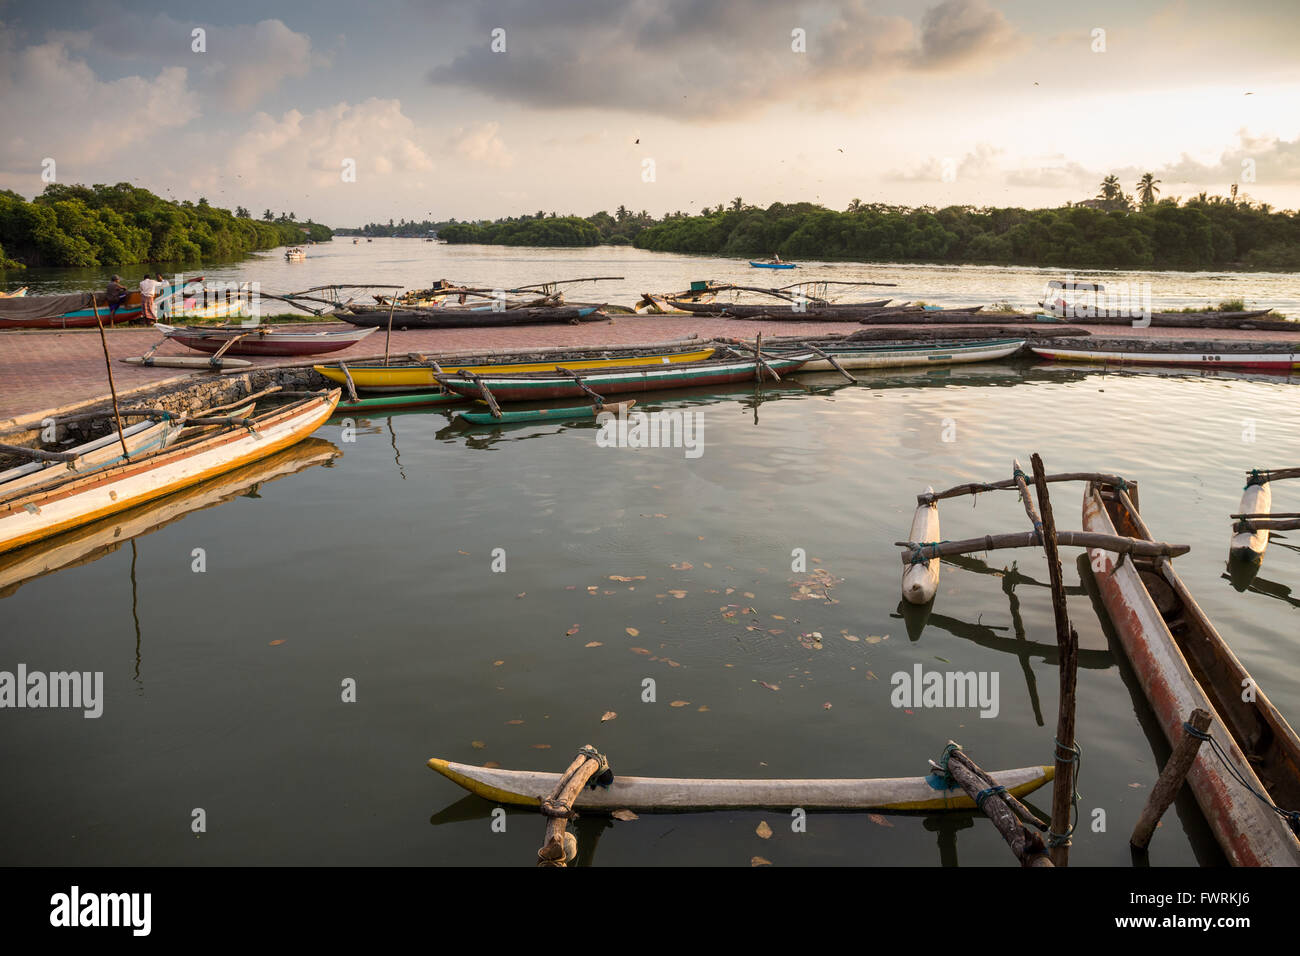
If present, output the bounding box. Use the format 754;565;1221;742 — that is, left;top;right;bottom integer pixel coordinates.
427;0;1024;118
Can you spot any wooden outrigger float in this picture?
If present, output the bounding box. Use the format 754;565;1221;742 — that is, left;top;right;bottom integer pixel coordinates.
427;756;1053;812
0;390;340;555
1229;467;1300;567
1084;479;1300;865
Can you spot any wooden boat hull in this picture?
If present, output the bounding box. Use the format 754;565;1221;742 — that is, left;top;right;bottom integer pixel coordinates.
749;261;797;269
157;323;378;356
335;392;466;412
336;305;607;329
0;392;340;555
0;419;184;498
1082;481;1300;865
789;338;1025;370
428;757;1053;811
314;347;718;392
0;280;200;329
436;354;812;402
1034;344;1299;370
902;488;940;605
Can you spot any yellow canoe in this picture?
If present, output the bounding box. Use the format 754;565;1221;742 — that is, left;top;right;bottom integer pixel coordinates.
314;347;717;392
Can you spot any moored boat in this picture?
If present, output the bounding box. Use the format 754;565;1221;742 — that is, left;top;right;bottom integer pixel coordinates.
314;344;718;392
768;336;1026;370
336;304;608;330
1032;338;1300;371
285;247;306;261
434;352;814;402
0;278;199;329
459;399;636;425
750;260;797;269
0;391;340;555
0;418;184;497
155;322;378;357
1082;479;1300;865
427;756;1053;811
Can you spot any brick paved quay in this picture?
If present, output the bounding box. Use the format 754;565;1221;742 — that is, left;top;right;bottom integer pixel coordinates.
3;316;1298;427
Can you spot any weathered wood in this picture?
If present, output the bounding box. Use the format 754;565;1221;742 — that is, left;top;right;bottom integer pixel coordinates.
337;362;359;404
537;745;609;867
203;385;282;415
897;530;1189;564
1246;467;1300;482
941;743;1052;867
91;297;131;461
0;443;77;463
1031;453;1080;867
555;368;607;405
383;292;398;366
920;472;1133;504
800;342;858;383
1234;518;1300;532
1130;708;1213;850
458;371;502;419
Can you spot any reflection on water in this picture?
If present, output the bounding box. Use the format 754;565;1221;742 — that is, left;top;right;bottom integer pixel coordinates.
4;365;1300;866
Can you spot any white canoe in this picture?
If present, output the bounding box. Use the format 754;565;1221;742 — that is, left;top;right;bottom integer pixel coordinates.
1032;344;1300;371
803;338;1025;371
0;418;183;497
902;487;940;605
0;391;339;555
428;758;1054;812
1230;477;1271;563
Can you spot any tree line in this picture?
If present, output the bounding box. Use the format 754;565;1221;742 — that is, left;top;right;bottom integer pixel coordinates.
437;185;1300;271
0;183;333;270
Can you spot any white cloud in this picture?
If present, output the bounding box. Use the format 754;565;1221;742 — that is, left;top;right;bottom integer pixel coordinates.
452;122;513;169
201;19;318;111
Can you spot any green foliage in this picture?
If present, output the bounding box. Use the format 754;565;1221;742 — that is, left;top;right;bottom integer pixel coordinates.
440;215;602;247
0;183;332;268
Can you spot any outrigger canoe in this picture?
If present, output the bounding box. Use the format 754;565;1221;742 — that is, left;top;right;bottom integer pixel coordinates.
434;353;815;402
0;391;340;555
314;346;718;392
336;304;608;330
459;400;636;425
769;337;1026;370
427;757;1053;811
1083;479;1300;865
0;278;200;329
750;261;797;269
1033;339;1300;371
0;418;184;497
155;323;378;357
335;392;466;413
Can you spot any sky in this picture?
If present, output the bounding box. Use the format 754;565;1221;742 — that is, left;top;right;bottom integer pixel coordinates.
1;0;1298;226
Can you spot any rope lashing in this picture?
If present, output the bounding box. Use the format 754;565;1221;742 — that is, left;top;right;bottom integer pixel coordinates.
574;744;614;789
1183;723;1299;836
1047;737;1082;848
909;540;950;565
975;785;1007;809
1244;468;1268;489
936;742;962;788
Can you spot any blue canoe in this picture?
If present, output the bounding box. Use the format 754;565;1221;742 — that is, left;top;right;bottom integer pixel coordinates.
750;261;797;269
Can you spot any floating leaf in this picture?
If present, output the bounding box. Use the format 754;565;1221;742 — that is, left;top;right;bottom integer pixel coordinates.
698;705;710;712
457;550;469;555
630;647;651;655
612;809;638;821
758;681;780;692
864;634;889;645
935;656;949;663
531;744;551;750
493;660;504;667
670;700;690;707
269;639;286;646
823;702;833;710
585;641;603;648
565;626;580;636
515;592;526;599
744;592;756;599
772;615;786;621
756;821;773;839
626;627;640;637
751;856;772;867
868;814;894;828
671;561;693;570
668;589;687;599
506;719;524;725
843;634;860;642
601;711;618;722
471;740;486;749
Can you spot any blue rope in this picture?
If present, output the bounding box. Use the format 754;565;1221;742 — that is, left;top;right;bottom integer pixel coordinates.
909;540;949;565
975;785;1007;809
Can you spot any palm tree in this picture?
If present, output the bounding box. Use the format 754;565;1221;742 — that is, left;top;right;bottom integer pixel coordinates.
847;198;863;213
731;197;744;212
1098;175;1123;203
1136;173;1161;206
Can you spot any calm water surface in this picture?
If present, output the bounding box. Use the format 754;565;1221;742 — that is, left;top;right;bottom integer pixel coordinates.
3;361;1298;866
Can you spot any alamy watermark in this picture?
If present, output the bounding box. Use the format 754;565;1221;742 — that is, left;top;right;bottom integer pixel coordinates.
0;664;103;718
890;664;999;718
595;406;704;459
1040;275;1151;327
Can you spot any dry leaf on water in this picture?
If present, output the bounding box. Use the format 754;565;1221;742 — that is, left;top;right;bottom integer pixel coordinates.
670;700;690;707
565;626;580;636
626;627;640;637
506;719;524;725
471;740;486;749
269;640;286;646
758;681;780;692
493;660;504;667
751;856;772;867
868;814;894;828
532;744;551;750
671;561;693;570
756;821;772;839
612;809;638;821
601;711;617;722
630;647;651;655
585;641;603;648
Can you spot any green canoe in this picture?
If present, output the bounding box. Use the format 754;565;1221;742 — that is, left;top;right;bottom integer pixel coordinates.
335;392;465;412
459;399;636;425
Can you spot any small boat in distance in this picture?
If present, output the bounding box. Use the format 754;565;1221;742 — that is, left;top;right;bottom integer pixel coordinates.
750;259;797;269
285;248;306;261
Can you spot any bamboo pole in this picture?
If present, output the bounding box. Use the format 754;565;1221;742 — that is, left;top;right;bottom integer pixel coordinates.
383;293;398;366
1031;453;1080;867
1233;518;1300;532
0;443;78;463
896;530;1188;564
800;342;858;383
941;743;1052;867
920;472;1134;504
1130;708;1213;850
537;745;610;866
337;362;359;403
90;295;131;460
1245;467;1300;482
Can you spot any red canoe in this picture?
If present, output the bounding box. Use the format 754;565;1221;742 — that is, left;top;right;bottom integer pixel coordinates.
156;323;378;356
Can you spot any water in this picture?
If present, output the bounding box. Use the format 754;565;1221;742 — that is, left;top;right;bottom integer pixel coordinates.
3;361;1298;866
9;240;1300;316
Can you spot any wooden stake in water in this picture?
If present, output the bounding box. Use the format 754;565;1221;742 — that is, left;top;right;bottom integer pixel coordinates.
90;294;131;460
384;292;398;366
1130;708;1212;850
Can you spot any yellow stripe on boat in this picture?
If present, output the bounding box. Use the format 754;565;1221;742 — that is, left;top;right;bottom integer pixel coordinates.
426;757;1054;812
314;348;717;390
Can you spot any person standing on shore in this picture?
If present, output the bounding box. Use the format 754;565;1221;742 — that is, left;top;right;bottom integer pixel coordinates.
139;274;164;324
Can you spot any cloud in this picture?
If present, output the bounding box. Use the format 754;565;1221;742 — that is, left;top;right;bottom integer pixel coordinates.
427;0;1024;119
0;37;199;171
886;143;1004;182
201;19;317;111
452;122;513;168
